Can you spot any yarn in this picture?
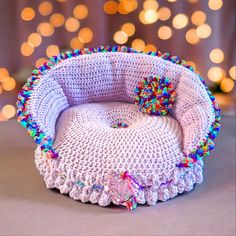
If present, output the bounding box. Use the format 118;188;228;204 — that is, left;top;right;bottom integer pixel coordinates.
134;76;176;116
17;45;221;209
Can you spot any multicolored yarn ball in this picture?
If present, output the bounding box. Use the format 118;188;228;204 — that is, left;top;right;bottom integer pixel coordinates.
134;76;177;116
111;122;128;128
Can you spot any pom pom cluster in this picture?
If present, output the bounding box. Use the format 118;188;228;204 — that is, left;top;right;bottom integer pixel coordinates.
134;76;177;116
111;122;128;128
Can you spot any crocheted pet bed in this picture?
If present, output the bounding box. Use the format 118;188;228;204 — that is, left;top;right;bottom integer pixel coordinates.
17;46;221;210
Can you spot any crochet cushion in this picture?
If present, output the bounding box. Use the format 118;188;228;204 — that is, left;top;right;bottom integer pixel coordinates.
17;46;221;210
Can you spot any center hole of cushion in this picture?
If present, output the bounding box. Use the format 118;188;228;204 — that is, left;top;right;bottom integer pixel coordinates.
111;122;128;129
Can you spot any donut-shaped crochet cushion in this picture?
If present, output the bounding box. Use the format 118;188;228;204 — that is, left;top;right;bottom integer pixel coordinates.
17;46;221;210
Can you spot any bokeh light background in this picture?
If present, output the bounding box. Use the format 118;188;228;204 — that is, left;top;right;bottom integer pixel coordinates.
0;0;235;121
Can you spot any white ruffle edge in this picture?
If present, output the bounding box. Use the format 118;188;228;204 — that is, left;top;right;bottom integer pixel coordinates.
35;147;204;207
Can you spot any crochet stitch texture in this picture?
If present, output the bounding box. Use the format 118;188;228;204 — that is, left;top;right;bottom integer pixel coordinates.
17;46;221;209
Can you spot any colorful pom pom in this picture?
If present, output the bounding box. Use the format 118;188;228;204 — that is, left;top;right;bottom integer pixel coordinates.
134;76;177;116
111;122;128;128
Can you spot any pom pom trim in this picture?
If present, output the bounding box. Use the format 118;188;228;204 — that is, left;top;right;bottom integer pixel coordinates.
17;46;220;170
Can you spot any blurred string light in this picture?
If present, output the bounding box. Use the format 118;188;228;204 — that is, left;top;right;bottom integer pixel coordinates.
1;105;16;119
191;10;206;25
185;28;199;44
70;37;84;50
20;42;34;56
158;7;171;21
46;45;59;58
143;43;157;52
113;22;135;44
103;0;118;14
35;58;48;67
17;0;234;96
209;48;224;64
172;14;188;29
28;33;42;47
229;66;236;80
73;4;88;19
208;0;223;11
50;13;65;27
2;77;16;91
208;66;225;82
121;23;136;37
38;1;53;16
131;39;145;51
37;22;55;37
158;26;172;40
0;68;9;82
139;0;159;24
113;31;128;44
21;7;35;21
220;78;234;93
103;0;138;15
65;17;80;32
143;0;159;10
78;27;93;43
0;68;16;92
118;0;138;14
196;23;212;39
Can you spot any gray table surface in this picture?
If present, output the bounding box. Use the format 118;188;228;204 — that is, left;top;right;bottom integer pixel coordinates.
0;115;235;236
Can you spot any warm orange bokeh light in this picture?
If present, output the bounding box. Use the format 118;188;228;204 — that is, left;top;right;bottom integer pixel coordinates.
37;22;55;37
158;7;171;21
46;45;60;58
38;1;53;16
21;7;35;21
35;58;48;67
229;66;236;80
104;0;118;14
70;37;84;49
73;4;88;20
131;39;145;51
118;0;138;14
173;14;188;29
209;48;224;64
208;67;224;82
185;29;199;44
158;26;172;40
196;24;212;39
2;105;16;119
65;17;80;32
121;23;135;37
191;10;206;25
2;77;16;91
78;28;93;43
143;44;157;52
0;68;9;82
220;78;234;93
28;33;42;47
208;0;223;11
50;13;65;27
113;31;128;44
20;42;34;56
143;0;159;10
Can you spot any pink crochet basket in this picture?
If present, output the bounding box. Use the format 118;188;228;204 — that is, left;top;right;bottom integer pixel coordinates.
17;46;221;210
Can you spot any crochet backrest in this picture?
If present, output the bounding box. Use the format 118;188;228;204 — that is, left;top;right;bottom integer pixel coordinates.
17;46;220;167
